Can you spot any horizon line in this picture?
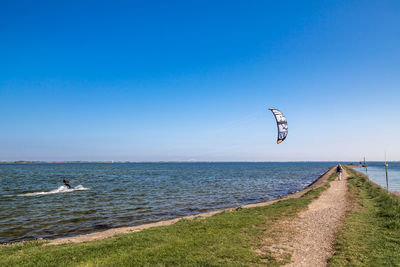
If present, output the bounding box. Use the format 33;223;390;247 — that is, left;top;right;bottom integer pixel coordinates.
1;160;398;164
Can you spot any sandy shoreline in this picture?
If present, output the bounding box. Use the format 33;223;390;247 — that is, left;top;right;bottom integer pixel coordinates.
47;166;336;245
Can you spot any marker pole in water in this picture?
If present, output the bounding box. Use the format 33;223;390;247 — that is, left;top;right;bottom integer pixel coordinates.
385;151;389;191
385;163;389;191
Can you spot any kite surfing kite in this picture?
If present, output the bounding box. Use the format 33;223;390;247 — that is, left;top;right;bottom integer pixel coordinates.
269;108;288;144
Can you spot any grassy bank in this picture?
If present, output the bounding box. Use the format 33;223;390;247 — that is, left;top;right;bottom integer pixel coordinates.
329;167;400;266
0;172;335;267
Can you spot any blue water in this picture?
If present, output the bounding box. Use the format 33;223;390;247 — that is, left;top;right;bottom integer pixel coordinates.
354;162;400;192
0;162;335;243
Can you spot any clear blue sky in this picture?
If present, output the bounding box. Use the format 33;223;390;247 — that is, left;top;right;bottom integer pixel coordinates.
1;0;399;161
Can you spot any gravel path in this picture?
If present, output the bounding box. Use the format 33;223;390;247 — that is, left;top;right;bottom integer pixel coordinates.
283;168;349;266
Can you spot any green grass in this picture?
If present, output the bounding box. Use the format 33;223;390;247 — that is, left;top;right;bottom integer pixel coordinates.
329;167;400;266
0;173;335;267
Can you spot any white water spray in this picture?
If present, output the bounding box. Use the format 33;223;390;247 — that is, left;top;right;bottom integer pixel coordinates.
17;185;88;196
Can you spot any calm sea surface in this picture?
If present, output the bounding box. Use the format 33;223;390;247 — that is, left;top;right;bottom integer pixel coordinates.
354;162;400;192
0;162;335;243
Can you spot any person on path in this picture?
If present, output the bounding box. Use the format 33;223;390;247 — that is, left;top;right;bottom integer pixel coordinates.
63;177;72;189
336;164;343;181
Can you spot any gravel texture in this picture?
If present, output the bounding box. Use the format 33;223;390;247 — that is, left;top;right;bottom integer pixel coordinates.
283;168;349;266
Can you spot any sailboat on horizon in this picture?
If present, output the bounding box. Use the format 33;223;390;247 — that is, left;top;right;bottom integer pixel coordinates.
361;157;368;167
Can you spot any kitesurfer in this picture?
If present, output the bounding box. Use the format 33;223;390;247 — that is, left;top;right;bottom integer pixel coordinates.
336;164;343;181
63;177;72;189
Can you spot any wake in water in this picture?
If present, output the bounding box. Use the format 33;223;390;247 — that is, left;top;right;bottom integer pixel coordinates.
16;185;89;196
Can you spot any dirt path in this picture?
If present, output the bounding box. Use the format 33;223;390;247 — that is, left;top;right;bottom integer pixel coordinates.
279;168;349;266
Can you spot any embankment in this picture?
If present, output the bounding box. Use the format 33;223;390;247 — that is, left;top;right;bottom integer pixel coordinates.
329;166;400;266
1;166;337;266
49;166;336;245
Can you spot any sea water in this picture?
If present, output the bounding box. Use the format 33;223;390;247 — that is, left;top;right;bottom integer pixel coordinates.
0;162;335;243
354;162;400;192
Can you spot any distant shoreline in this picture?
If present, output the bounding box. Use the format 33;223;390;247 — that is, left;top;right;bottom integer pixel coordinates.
0;161;370;164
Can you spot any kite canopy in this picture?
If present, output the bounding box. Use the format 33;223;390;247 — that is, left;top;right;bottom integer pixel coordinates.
269;108;288;144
